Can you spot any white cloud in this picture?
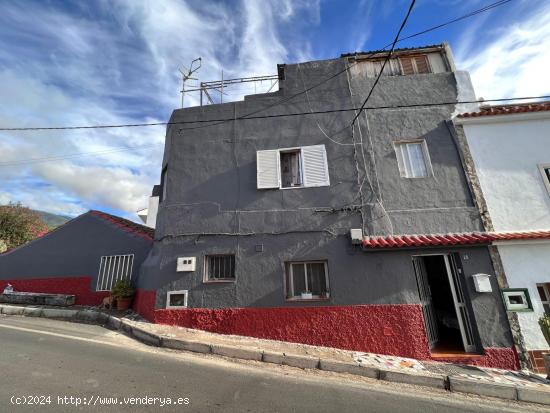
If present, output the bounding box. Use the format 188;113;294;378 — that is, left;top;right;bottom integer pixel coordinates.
456;1;550;100
0;0;317;220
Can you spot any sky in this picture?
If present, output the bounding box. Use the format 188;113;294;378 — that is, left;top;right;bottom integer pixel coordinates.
0;0;549;221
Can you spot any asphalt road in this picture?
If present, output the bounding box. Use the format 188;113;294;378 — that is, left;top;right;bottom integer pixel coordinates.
0;315;546;413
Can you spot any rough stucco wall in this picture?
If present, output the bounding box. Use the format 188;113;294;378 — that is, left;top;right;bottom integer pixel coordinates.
498;243;550;350
137;55;512;356
461;118;550;231
0;277;109;306
133;289;518;369
0;213;152;289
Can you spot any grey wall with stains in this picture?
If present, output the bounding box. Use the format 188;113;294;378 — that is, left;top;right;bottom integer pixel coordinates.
0;212;152;289
138;48;511;349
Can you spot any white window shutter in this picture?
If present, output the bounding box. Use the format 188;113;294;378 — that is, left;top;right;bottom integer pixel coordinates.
257;150;280;189
301;145;330;187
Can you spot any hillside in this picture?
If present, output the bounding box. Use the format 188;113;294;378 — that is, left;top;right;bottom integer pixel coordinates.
35;210;71;228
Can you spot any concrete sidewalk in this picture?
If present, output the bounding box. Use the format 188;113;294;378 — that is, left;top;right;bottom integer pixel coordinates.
2;303;550;406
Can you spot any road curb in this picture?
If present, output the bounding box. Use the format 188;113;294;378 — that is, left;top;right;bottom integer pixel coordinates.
3;303;550;406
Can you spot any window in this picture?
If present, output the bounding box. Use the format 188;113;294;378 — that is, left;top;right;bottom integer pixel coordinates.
538;164;550;196
280;150;302;188
161;167;168;202
394;140;432;178
205;254;235;281
537;284;550;315
257;145;330;189
96;254;134;291
166;290;188;309
285;261;329;300
399;55;431;75
502;288;533;312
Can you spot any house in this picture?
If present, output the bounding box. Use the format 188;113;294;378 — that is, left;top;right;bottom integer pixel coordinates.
454;102;550;372
134;43;520;369
0;210;153;305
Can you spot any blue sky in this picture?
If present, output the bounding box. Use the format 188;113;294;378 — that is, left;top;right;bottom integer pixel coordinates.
0;0;548;221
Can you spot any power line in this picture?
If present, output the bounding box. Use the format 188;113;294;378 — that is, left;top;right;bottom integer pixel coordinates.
0;0;514;133
351;0;416;126
0;94;548;135
1;94;549;167
381;0;514;49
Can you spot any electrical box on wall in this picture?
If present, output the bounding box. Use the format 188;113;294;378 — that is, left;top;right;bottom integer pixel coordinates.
472;273;492;293
177;257;196;272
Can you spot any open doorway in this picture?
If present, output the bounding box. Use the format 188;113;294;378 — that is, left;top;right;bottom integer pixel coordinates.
413;254;476;355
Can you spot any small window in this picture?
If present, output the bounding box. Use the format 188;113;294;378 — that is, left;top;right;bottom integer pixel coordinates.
166;290;188;309
394;140;432;178
502;288;533;312
285;261;329;300
205;254;235;281
280;150;303;188
161;167;168;202
96;254;134;291
256;145;330;189
537;283;550;315
538;164;550;196
399;55;431;75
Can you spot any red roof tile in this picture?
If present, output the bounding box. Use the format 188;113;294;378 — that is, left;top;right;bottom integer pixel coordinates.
458;101;550;118
362;230;550;249
90;210;154;241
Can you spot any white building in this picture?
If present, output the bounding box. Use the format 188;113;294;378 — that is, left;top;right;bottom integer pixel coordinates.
455;102;550;372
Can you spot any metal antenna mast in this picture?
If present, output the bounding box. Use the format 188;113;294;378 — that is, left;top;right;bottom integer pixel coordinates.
179;57;202;108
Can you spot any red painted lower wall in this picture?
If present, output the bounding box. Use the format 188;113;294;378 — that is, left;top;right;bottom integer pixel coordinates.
0;277;109;306
133;289;519;370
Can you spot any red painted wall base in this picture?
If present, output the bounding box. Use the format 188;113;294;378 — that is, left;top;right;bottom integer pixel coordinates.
0;277;109;306
133;289;519;370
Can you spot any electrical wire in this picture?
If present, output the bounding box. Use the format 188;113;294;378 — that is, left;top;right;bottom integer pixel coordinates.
1;94;549;167
0;0;515;134
351;0;416;126
380;0;514;49
1;94;548;133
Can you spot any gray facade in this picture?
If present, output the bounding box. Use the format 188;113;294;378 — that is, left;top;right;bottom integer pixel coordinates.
139;44;513;351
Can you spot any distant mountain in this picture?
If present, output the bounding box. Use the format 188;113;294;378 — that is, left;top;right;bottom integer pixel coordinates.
35;210;71;228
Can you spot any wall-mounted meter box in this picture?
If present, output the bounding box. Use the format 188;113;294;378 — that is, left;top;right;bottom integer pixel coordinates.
177;257;196;272
472;273;492;293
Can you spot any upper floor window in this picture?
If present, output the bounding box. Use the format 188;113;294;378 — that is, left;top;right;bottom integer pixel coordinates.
394;140;433;178
537;283;550;315
399;55;431;75
257;145;330;190
539;164;550;197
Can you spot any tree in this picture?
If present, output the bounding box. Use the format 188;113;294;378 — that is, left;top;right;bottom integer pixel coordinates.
0;203;49;250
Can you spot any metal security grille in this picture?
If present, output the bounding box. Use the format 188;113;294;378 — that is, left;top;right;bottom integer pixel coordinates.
206;255;235;280
96;254;134;291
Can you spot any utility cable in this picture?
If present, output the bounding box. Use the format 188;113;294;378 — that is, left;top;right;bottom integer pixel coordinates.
0;0;515;133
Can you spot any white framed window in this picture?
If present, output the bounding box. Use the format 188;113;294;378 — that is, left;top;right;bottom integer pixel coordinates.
537;283;550;315
257;145;330;189
285;261;330;300
394;140;433;178
96;254;134;291
399;55;431;75
502;289;533;312
204;254;236;282
166;290;188;309
538;164;550;197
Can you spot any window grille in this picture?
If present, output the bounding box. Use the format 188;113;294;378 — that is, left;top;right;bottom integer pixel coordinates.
96;254;134;291
205;255;235;281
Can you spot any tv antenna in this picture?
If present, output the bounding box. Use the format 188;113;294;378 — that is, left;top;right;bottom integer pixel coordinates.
179;57;202;108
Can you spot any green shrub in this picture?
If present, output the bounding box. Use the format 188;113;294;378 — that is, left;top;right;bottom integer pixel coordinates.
111;279;135;298
539;314;550;347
